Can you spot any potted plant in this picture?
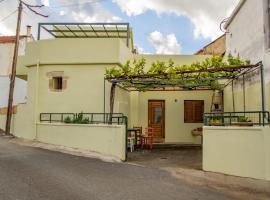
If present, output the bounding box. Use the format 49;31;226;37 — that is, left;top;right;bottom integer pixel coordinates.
232;116;253;126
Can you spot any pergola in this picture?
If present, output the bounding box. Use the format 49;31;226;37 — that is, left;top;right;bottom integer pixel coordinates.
105;62;266;116
37;22;131;47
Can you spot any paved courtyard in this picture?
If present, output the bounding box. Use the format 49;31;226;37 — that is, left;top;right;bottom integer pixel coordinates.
0;137;269;200
127;146;202;169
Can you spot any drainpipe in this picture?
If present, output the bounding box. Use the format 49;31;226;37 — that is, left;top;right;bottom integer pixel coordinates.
34;61;40;140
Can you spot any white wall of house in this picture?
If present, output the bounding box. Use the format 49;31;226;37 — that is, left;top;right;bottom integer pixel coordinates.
0;76;27;108
0;39;27;76
225;0;270;112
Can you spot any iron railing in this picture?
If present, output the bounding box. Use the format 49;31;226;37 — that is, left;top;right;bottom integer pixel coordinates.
204;111;270;126
40;112;126;125
40;112;128;161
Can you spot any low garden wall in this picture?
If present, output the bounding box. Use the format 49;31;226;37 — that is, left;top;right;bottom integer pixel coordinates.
203;126;270;181
36;123;126;161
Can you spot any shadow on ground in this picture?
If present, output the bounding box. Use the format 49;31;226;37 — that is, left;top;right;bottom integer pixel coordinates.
127;146;202;170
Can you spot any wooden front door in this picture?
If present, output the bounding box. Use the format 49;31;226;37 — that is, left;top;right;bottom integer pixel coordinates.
148;100;165;140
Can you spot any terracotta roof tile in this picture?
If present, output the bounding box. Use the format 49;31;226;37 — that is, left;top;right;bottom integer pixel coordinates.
0;36;27;44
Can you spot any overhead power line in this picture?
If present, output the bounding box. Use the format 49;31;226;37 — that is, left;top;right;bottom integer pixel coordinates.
0;9;17;23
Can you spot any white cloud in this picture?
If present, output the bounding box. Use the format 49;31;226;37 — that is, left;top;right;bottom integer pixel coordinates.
113;0;240;40
0;0;121;38
148;31;181;54
42;0;50;7
135;46;150;54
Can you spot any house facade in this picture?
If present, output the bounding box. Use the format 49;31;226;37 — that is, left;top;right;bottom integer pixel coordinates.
0;23;215;160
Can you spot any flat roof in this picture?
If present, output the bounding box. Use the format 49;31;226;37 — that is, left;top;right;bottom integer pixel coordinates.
38;22;131;47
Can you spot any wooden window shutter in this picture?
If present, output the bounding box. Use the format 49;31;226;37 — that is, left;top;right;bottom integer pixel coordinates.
184;100;204;123
184;101;194;123
194;101;204;123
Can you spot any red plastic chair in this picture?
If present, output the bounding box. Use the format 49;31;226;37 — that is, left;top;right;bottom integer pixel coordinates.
141;127;154;149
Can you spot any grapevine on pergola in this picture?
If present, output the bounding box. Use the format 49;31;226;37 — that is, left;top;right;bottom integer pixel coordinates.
105;54;255;91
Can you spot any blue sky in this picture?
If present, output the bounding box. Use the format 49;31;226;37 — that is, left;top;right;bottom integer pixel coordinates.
102;0;210;54
0;0;239;55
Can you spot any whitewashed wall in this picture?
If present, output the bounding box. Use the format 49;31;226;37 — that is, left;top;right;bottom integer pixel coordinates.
225;0;270;111
0;76;27;108
0;39;26;76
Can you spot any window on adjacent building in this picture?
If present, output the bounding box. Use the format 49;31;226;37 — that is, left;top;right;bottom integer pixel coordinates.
52;77;63;90
184;100;204;123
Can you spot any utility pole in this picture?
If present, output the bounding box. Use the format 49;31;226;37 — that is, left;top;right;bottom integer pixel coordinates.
5;0;47;136
5;1;23;136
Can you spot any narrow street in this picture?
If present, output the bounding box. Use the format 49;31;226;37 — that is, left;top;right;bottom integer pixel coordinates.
0;137;238;200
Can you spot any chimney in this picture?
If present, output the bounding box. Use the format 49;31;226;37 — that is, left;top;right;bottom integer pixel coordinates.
26;25;32;41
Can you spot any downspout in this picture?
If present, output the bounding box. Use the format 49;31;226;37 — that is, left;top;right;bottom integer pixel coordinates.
34;61;40;140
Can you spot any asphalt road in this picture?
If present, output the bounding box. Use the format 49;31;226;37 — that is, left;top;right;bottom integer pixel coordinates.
0;137;236;200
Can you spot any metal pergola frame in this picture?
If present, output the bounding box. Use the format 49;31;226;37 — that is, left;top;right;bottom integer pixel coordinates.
106;63;261;91
37;22;130;47
105;62;266;115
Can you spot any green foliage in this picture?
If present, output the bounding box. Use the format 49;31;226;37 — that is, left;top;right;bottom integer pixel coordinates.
238;116;250;122
64;113;90;124
149;61;167;73
105;55;251;91
64;116;72;123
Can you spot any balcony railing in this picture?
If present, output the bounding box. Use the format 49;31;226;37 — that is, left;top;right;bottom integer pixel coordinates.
204;111;270;126
40;113;126;125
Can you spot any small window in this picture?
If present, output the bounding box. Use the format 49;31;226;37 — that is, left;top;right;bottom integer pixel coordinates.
52;77;63;90
184;100;204;123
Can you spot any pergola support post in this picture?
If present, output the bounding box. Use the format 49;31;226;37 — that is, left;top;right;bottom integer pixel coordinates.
243;74;246;112
232;80;235;112
259;61;266;113
109;83;116;124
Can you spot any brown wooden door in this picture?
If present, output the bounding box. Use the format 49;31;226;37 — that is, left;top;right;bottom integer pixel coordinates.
148;100;165;139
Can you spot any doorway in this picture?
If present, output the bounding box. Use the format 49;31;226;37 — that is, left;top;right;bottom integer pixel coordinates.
148;100;165;143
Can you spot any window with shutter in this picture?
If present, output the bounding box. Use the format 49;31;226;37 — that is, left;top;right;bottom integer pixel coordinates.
184;100;204;123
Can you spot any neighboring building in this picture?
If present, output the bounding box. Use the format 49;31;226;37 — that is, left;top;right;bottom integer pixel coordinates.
223;0;270;112
0;26;33;75
203;0;270;181
0;26;31;113
195;34;226;56
0;76;27;114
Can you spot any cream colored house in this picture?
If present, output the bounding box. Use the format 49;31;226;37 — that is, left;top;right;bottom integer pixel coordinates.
0;22;214;160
